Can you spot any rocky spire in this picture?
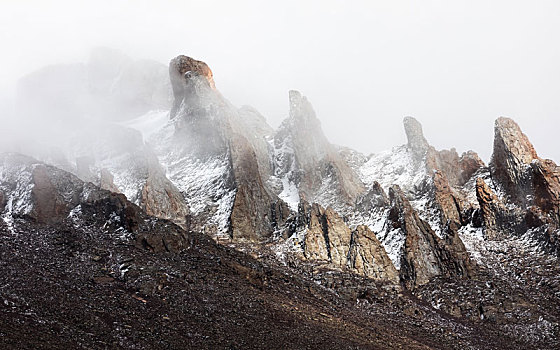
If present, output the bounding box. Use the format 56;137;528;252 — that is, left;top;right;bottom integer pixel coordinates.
272;90;365;212
403;116;429;156
490;117;538;205
475;178;507;240
301;201;398;282
387;185;473;289
169;55;216;118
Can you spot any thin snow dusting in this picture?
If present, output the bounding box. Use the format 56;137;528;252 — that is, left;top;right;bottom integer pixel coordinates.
99;153;145;205
410;194;444;238
380;226;405;270
67;205;82;228
359;145;427;196
278;176;299;211
267;135;300;211
0;160;35;233
358;145;445;238
271;227;307;265
458;224;557;287
163;153;236;233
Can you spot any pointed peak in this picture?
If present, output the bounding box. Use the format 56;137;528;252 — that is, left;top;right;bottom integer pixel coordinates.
490;117;539;205
288;90;317;123
403;116;429;154
493;117;538;162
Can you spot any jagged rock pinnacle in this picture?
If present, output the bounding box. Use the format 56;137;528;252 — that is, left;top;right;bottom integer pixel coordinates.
169;55;215;117
403;116;429;155
490;117;538;205
492;117;538;165
289;90;319;125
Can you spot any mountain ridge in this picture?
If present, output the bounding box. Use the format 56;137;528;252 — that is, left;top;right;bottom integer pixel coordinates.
1;52;559;349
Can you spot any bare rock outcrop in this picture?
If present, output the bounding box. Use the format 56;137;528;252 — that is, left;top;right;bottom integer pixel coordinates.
303;204;352;266
348;225;400;283
479;117;560;248
169;55;215;118
531;159;560;223
475;178;508;240
272;91;365;212
387;185;473;289
0;153;140;231
229;133;290;241
403;116;429;157
140;158;190;228
399;118;485;234
168;55;288;242
490;117;538;206
300;202;398;281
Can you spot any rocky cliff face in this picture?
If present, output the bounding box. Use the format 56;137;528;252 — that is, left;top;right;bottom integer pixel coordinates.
387;185;473;288
6;52;560;348
0;153;141;231
161;55;288;242
270;90;365;213
4;154;542;350
490;117;539;206
477;117;560;250
297;201;399;283
169;55;216;118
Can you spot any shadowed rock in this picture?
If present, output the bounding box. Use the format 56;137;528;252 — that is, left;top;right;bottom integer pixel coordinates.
490;117;538;206
387;185;473;289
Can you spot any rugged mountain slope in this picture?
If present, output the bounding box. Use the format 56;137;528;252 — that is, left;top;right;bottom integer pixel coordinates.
4;52;560;349
1;153;530;350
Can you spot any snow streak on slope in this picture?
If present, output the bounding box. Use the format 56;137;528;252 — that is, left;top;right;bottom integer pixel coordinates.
358;145;446;238
381;226;406;270
99;153;146;204
267;135;299;212
0;159;34;233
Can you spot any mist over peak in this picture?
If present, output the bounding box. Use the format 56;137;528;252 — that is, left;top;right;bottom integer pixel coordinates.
1;3;560;348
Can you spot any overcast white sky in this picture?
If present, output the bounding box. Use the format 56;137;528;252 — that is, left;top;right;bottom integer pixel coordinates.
1;0;559;162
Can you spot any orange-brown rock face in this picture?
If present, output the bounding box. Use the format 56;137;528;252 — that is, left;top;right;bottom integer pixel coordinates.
475;178;506;240
169;55;216;118
402;117;484;235
170;55;215;89
531;159;560;222
471;117;560;249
